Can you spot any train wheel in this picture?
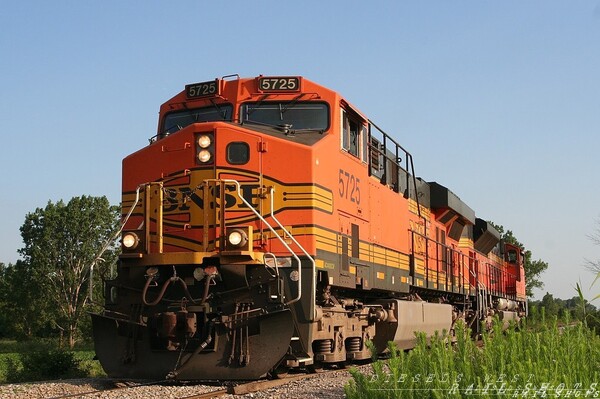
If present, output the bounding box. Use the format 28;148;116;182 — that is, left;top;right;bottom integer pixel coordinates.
269;364;291;379
307;362;325;373
335;361;347;370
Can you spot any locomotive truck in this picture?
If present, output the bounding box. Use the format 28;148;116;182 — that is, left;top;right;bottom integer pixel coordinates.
91;75;527;380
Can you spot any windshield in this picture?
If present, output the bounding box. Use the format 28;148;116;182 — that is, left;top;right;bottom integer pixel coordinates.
241;102;329;131
162;104;233;135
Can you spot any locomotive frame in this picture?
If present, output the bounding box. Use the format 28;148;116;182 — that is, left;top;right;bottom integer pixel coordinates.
92;75;527;380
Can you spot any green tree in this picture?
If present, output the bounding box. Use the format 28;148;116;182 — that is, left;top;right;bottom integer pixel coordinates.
540;292;560;317
18;196;120;347
491;223;548;297
0;260;55;338
0;262;9;337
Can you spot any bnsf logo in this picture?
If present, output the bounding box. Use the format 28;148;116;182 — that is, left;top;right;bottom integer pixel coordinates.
162;184;261;213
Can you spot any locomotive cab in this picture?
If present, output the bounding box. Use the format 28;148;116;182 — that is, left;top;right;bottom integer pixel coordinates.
93;76;339;379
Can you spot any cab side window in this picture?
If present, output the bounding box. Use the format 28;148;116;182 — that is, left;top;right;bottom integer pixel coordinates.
341;109;367;162
506;249;518;263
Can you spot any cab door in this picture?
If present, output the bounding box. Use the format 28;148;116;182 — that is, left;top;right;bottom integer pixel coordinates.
504;243;523;281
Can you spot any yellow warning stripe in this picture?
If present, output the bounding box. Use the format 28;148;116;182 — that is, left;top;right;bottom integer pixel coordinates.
408;198;431;218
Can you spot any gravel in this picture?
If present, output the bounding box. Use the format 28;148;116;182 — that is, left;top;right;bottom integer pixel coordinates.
0;379;225;399
0;365;371;399
224;365;371;399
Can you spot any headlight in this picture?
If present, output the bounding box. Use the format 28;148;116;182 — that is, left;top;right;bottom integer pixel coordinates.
227;229;247;247
198;149;212;163
122;232;139;249
223;226;253;252
197;135;212;148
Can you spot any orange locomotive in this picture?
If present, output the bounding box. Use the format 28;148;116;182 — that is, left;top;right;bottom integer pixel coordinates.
92;75;527;380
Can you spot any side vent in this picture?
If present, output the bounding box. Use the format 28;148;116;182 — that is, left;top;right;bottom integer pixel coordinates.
473;218;501;254
429;182;475;240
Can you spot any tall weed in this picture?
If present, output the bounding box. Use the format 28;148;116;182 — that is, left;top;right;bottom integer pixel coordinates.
345;319;600;399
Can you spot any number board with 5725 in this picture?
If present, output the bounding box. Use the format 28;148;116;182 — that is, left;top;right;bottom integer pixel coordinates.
185;80;220;99
257;76;301;92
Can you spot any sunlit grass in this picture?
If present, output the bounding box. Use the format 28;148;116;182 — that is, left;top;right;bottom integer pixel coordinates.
345;318;600;399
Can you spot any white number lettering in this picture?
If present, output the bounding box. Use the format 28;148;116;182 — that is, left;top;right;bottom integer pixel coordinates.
287;78;297;90
260;77;298;91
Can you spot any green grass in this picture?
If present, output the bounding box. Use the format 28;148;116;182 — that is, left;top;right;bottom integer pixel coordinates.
0;353;19;383
345;319;600;399
0;340;106;383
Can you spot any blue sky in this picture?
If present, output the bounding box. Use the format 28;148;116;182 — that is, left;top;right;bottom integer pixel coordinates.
1;1;599;300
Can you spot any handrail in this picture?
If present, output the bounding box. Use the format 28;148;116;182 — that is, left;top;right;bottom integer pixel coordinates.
203;179;304;307
104;179;312;311
267;187;317;319
368;119;422;219
263;252;279;278
477;281;488;320
410;229;473;290
89;185;143;301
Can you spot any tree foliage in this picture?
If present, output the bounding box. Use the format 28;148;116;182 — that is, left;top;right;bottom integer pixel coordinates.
0;261;55;338
17;196;120;347
491;223;548;297
529;292;600;333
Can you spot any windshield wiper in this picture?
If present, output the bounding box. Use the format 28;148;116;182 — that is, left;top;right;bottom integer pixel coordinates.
279;94;306;120
162;123;183;135
242;118;291;131
288;127;325;135
245;94;271;118
209;98;228;120
242;119;324;137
